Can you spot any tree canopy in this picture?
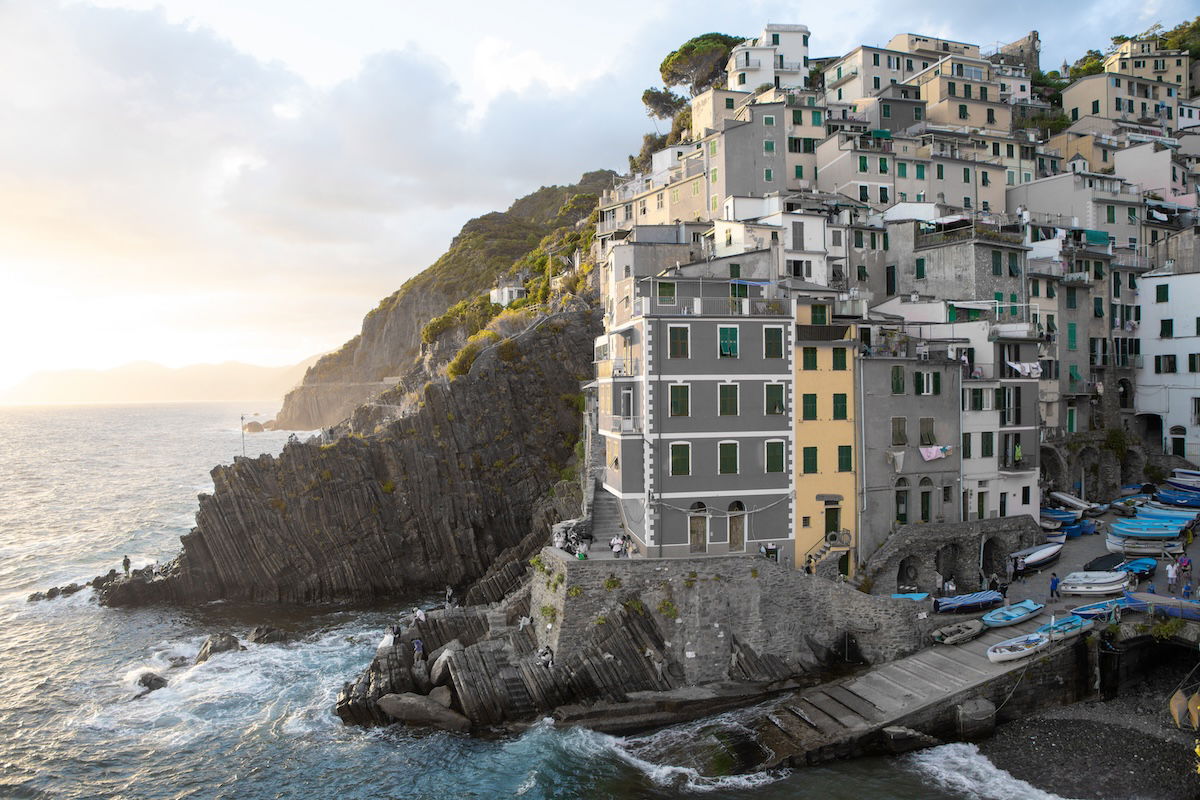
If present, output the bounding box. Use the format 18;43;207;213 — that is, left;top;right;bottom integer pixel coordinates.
1069;49;1106;79
659;32;743;96
1164;16;1200;59
641;87;687;119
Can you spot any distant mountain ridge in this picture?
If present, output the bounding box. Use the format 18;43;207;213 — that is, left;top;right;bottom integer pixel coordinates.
2;357;320;405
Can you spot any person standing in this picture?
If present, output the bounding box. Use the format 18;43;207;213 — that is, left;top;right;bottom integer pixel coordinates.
1184;581;1194;601
1167;560;1179;594
412;638;424;661
1015;556;1026;583
122;555;131;576
1049;572;1061;601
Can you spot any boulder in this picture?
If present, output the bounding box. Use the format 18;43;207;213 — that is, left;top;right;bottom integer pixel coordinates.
246;625;289;645
242;420;265;433
45;587;60;600
429;649;457;687
26;592;45;603
60;583;82;597
428;686;453;708
427;638;463;664
137;672;168;693
409;661;432;695
377;692;470;733
196;633;242;664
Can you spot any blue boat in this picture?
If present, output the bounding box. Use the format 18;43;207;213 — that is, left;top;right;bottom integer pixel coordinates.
1155;491;1200;509
1071;597;1130;620
1123;591;1200;622
1115;558;1158;578
1135;506;1200;521
982;599;1045;627
1037;614;1095;641
1061;522;1085;539
933;589;1003;614
1041;508;1081;522
1109;524;1184;540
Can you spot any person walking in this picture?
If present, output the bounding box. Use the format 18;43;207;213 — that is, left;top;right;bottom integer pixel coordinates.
1184;581;1194;601
122;555;131;576
1015;556;1026;583
1049;572;1061;601
412;638;424;661
988;573;1000;592
1167;560;1179;594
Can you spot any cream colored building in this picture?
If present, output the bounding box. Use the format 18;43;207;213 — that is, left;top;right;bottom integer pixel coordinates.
823;45;926;105
726;23;811;92
1061;72;1180;131
910;56;1012;132
886;33;980;61
1104;37;1191;99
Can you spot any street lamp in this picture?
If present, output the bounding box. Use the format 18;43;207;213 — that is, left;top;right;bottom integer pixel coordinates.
240;414;246;458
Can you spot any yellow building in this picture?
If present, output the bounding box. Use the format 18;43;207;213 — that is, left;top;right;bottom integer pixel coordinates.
1104;37;1191;99
793;300;859;575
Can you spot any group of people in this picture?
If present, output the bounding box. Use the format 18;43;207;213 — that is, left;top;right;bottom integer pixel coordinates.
934;572;958;597
1161;553;1193;596
608;534;635;558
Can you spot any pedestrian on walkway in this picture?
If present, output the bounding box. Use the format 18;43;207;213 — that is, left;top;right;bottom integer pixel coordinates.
1016;556;1026;583
1184;581;1193;601
1049;572;1061;600
1167;560;1179;594
1005;557;1015;585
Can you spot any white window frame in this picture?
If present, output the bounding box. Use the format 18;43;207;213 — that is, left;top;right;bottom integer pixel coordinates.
763;114;775;126
718;440;740;475
667;324;690;359
764;439;786;473
764;382;787;416
717;324;740;358
718;381;740;417
668;382;690;417
763;325;786;359
669;441;692;476
656;280;676;306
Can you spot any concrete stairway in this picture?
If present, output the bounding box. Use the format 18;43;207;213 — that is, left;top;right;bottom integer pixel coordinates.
591;481;623;542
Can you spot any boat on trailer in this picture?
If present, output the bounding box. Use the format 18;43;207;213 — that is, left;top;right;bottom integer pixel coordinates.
987;633;1050;663
1105;535;1185;556
1071;597;1131;620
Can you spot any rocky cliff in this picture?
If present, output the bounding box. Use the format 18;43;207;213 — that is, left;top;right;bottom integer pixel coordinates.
272;171;614;430
98;304;602;607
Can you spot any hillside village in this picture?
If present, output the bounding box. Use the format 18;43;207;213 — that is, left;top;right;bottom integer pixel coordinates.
583;21;1200;579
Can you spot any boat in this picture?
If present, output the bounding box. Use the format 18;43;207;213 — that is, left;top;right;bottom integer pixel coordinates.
1044;531;1067;545
1154;491;1200;509
987;632;1051;663
1060;522;1085;539
1041;507;1082;522
1011;543;1063;573
1071;597;1131;620
1123;591;1200;622
1108;524;1184;540
933;589;1004;613
1050;491;1098;512
1134;506;1199;521
1172;468;1200;481
1039;517;1062;531
1115;558;1157;579
1147;500;1200;513
1166;478;1200;493
931;619;985;645
982;598;1045;627
1036;614;1095;641
1106;535;1185;556
1058;571;1131;596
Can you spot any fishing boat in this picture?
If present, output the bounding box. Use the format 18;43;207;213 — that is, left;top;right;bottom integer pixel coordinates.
931;619;985;645
982;598;1045;627
1166;478;1200;493
1036;614;1095;641
1115;558;1158;579
1147;500;1200;513
1155;491;1200;509
1011;543;1063;573
1071;597;1130;620
1049;491;1100;513
1039;517;1062;531
933;589;1004;613
1108;524;1185;540
1135;506;1200;521
1106;535;1185;556
1123;591;1200;622
1044;531;1067;545
1058;571;1131;596
987;632;1051;663
1041;507;1082;522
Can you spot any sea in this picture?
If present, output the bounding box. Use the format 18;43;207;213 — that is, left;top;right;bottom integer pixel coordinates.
0;402;1076;800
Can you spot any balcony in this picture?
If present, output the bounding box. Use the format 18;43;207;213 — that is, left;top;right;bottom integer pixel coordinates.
964;362;996;380
776;59;805;72
1089;352;1109;368
916;223;1023;248
737;57;762;69
1000;457;1035;473
595;357;639;379
636;296;794;318
1113;353;1143;369
827;67;859;88
1062;271;1092;285
989;322;1038;341
608;415;643;434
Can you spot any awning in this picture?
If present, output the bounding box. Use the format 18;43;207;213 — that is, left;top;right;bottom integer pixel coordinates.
1084;229;1109;245
730;279;771;286
869;129;893;139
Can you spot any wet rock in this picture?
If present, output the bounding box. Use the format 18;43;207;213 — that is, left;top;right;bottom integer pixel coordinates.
167;656;190;669
246;625;289;645
45;587;60;600
59;583;82;597
26;592;45;603
429;686;452;708
377;692;470;733
409;661;432;695
242;420;265;433
137;672;168;693
196;633;242;664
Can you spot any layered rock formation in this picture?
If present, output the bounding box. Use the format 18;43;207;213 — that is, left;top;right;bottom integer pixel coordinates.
272;171;613;430
98;305;601;607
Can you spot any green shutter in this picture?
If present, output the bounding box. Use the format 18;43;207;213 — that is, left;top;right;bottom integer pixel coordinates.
914;371;924;395
962;432;972;459
991;250;1002;275
767;384;786;415
832;348;847;370
670;384;689;416
802;393;817;420
838;445;852;472
803;347;817;370
833;393;847;420
982;432;994;458
803;447;818;474
1157;284;1169;302
915;257;925;279
812;110;821;126
859;155;868;172
764;327;783;358
766;441;785;473
719;442;738;474
932;372;941;395
669;326;689;358
671;443;689;475
1010;293;1017;316
1067;323;1077;350
812;304;827;324
891;365;905;394
916;164;925;179
719;384;738;415
719;326;738;357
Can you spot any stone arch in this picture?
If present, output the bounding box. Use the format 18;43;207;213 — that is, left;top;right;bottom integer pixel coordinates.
1121;447;1147;487
1040;445;1069;493
897;555;920;592
1077;446;1102;501
981;537;1006;582
935;543;960;584
1135;413;1164;452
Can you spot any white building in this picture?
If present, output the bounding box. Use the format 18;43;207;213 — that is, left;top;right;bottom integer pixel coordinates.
726;24;811;92
1136;268;1200;459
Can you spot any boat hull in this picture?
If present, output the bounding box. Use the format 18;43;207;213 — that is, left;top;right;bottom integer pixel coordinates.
1059;571;1131;596
1071;598;1130;619
1106;536;1184;556
1123;592;1200;622
1036;614;1095;641
932;619;985;646
982;599;1045;627
987;633;1051;663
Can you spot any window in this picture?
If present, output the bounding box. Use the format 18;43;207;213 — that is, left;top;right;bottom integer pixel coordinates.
854;230;864;248
719;442;739;475
738;72;746;85
802;393;817;420
1008;253;1019;277
712;384;738;418
982;171;990;187
838;445;852;472
764;327;784;359
897;161;907;178
1031;279;1039;297
914;107;923;121
764;140;775;154
958;104;969;119
891;365;905;394
1189;354;1200;373
859;155;869;173
766;384;786;415
880;157;889;174
794;164;804;179
1155;355;1178;373
859;185;870;202
812;110;821;126
1106;205;1115;224
832;348;847;370
764;167;774;183
726;97;735;110
668;326;689;358
1094;297;1104;318
981;431;994;458
882;103;891;118
1157;284;1169;302
669;384;689;416
718;326;739;357
833;393;848;420
1161;319;1174;338
1067;322;1077;351
763;114;775;126
657;281;676;305
991;250;1002;276
670;443;690;476
936;164;944;180
963;167;971;183
916;163;925;180
913;371;942;395
919;417;935;445
891;416;907;445
962;432;972;458
880;186;889;203
948;81;957;96
1066;287;1077;309
766;441;785;473
802;446;818;474
811;304;828;325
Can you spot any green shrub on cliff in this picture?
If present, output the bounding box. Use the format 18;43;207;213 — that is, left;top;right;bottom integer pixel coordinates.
421;295;502;345
447;330;501;380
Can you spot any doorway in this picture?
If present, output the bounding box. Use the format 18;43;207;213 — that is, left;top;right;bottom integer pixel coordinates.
728;501;746;552
689;503;708;553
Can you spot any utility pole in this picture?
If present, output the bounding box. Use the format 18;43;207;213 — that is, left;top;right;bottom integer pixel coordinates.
240;414;246;458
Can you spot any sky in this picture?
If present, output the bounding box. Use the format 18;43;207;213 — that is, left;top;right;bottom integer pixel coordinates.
0;0;1194;392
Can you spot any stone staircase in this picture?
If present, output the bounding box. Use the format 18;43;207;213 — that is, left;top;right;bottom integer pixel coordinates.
591;480;623;542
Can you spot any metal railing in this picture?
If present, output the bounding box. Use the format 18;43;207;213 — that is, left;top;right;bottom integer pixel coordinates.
607;415;642;433
636;296;793;318
595;358;640;379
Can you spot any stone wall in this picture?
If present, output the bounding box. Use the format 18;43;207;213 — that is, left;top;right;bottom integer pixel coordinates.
859;516;1042;596
532;547;947;684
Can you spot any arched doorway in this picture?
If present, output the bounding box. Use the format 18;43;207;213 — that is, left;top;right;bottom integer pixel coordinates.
1040;445;1068;493
1077;446;1101;500
1170;426;1187;458
919;477;934;523
727;501;746;552
894;478;909;525
688;502;708;554
897;555;919;592
936;543;960;585
1121;447;1147;486
1117;378;1133;409
981;537;1005;582
1135;413;1163;453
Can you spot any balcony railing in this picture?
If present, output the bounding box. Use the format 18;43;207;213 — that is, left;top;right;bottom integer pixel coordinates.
827;67;859;88
636;296;793;318
595;358;639;379
1062;271;1092;284
776;59;805;71
1000;457;1034;472
916;225;1023;248
1113;353;1143;369
608;415;642;433
989;322;1038;341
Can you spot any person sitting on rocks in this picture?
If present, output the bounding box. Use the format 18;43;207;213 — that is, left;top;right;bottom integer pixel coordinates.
537;646;554;668
413;607;426;624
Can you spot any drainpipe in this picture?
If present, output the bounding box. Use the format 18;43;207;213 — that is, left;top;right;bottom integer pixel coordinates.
655;314;664;559
856;328;868;566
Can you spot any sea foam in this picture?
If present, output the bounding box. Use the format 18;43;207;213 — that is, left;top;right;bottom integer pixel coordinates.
906;742;1082;800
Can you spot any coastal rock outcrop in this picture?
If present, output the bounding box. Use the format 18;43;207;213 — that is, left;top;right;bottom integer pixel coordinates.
196;634;242;664
246;626;290;645
377;692;470;733
96;306;601;608
136;672;168;694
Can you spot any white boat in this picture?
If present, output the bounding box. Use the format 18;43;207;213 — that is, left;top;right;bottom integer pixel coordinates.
1049;491;1104;515
1105;535;1185;556
1036;615;1095;642
1040;517;1062;531
1011;543;1063;572
1058;571;1131;596
1172;468;1200;480
1044;531;1067;545
987;632;1051;663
